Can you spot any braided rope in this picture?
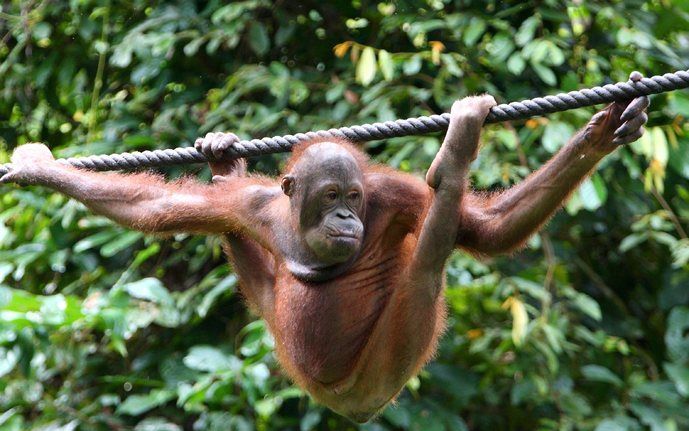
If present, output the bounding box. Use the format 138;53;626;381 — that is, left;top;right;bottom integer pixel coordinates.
2;69;689;176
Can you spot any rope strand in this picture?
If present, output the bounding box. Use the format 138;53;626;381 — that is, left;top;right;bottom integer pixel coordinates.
2;69;688;176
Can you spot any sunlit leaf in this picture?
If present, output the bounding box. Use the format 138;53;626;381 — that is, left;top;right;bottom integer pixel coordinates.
0;347;19;378
651;127;669;167
378;49;395;81
507;53;526;75
578;177;604;211
542;121;575;153
572;293;602;321
356;47;377;86
503;297;528;346
117;389;175;416
515;17;539;46
403;54;422;75
183;346;241;373
463;17;486;47
619;233;648;252
429;41;445;65
568;5;591;36
123;278;173;306
135;418;182;431
333;41;352;58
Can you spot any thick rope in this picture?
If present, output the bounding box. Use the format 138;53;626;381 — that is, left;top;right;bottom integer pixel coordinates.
2;69;689;176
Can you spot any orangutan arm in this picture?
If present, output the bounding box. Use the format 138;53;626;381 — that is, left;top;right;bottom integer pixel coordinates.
1;143;276;241
456;90;649;256
408;95;496;295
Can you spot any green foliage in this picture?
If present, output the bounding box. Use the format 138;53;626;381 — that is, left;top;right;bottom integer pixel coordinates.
1;0;689;429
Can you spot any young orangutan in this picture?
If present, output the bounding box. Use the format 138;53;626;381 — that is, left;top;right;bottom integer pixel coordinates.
0;73;648;422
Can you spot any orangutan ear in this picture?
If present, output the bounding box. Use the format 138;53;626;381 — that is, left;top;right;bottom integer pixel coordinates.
281;175;295;196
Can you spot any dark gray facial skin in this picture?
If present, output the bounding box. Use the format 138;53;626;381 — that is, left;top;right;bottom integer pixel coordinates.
280;143;366;282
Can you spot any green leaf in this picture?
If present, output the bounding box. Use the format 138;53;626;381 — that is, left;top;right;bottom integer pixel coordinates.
184;38;205;57
578;177;604;211
669;92;689;117
117;389;175;416
238;320;270;357
463;17;486;46
442;53;463;77
197;274;237;318
515;16;539;46
543;41;565;66
73;230;120;253
383;403;411;427
507;53;526;75
559;392;592;416
630;402;668;431
581;365;623;387
509;297;528;346
572;293;602;321
33;22;52;40
403;54;422;75
245;363;270;386
123;278;173;306
427;363;479;404
531;62;556;86
39;294;68;325
300;410;322;431
595;417;639;431
511;378;536;405
378;49;394;81
486;33;515;62
528;41;550;63
619;233;648;252
0;347;19;378
664;362;689;396
100;231;143;257
135;418;182;431
672;238;689;267
567;5;591;36
255;397;281;418
651;127;669;166
669;136;689;179
110;45;133;68
542;121;575;153
183;346;240;372
665;306;689;363
0;263;13;284
651;231;678;248
248;22;270;55
591;173;608;206
356;47;377;86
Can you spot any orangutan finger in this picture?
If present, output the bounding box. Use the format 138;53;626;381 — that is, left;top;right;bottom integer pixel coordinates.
620;96;650;122
613;127;645;146
615;112;648;137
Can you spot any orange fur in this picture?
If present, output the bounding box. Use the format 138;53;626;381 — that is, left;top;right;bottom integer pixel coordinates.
206;138;449;421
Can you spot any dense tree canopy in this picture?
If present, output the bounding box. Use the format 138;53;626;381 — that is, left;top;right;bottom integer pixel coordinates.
2;0;689;429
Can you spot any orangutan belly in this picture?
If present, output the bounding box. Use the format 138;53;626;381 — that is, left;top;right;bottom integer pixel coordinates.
275;252;400;385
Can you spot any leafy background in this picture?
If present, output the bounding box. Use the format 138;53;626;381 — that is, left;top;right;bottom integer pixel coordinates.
1;0;689;430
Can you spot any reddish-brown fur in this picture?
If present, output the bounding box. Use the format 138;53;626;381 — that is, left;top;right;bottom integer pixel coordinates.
3;91;648;422
216;140;443;420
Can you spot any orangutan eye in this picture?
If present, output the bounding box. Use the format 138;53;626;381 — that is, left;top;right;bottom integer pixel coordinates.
347;191;360;200
325;191;338;201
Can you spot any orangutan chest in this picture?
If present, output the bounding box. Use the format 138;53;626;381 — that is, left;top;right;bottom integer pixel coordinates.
275;254;400;384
